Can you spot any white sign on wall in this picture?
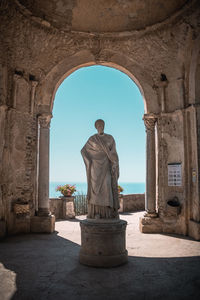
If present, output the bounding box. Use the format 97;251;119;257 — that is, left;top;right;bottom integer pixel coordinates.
168;163;182;186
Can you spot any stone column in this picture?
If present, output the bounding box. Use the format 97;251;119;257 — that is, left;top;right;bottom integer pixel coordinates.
143;114;157;217
37;113;52;217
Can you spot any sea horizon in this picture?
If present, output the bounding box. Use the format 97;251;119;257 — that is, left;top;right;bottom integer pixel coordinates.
49;181;145;198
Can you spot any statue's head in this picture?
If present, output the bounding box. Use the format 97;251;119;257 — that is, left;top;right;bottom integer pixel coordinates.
95;119;105;135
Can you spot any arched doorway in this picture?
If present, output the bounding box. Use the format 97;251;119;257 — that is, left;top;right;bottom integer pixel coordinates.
35;54;159;226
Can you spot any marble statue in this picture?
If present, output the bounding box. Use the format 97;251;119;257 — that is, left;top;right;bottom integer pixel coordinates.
81;119;119;219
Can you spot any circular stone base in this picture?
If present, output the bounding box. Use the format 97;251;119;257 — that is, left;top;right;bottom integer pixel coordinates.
79;218;128;267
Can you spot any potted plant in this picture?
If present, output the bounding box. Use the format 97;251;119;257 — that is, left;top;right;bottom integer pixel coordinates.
56;184;76;197
118;185;124;194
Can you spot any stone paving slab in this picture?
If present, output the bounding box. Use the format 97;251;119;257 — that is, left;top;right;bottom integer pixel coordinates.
0;212;200;300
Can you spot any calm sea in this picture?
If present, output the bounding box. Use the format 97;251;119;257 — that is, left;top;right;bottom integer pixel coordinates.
50;182;145;198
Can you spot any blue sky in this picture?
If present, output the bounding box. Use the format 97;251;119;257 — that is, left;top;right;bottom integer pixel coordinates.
50;65;145;182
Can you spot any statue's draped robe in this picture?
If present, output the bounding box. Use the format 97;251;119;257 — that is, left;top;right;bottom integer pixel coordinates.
81;133;119;218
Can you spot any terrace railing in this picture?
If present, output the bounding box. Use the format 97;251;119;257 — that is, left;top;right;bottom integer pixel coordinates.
74;194;88;216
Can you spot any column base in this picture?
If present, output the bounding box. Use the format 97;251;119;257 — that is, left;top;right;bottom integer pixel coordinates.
31;215;55;233
37;208;51;217
139;215;162;233
79;218;128;267
144;211;158;218
63;197;75;219
188;219;200;240
0;220;6;238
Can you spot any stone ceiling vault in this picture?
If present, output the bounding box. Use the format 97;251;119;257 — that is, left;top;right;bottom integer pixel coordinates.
17;0;188;33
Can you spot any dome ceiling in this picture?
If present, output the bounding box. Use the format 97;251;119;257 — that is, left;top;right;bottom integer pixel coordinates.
17;0;188;33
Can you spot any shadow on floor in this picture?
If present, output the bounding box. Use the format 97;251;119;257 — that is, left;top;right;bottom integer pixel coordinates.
0;232;200;300
120;210;144;216
56;217;82;223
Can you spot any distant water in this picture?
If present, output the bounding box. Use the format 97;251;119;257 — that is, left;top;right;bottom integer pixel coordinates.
50;182;145;198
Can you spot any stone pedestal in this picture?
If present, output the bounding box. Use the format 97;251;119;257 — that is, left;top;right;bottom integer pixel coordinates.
30;215;55;233
79;219;128;267
63;197;75;219
139;215;163;233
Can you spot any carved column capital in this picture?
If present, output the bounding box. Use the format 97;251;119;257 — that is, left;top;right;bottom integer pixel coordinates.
143;114;157;131
38;113;52;128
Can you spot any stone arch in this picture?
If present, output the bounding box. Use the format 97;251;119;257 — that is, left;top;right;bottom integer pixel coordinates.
35;50;159;115
35;49;159;223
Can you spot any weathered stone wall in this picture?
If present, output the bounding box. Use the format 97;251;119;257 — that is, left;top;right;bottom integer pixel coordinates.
121;194;145;212
0;69;38;234
2;100;37;234
157;110;187;234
